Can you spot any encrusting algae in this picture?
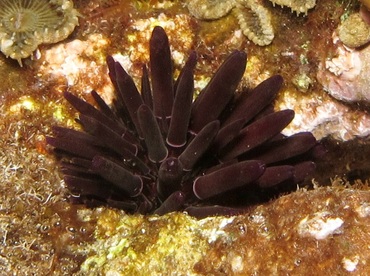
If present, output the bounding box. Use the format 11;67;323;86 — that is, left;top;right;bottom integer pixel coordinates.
77;184;370;275
80;210;209;275
0;0;79;66
338;8;370;48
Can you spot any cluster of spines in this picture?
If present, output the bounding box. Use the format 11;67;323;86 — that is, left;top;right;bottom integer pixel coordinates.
47;26;322;218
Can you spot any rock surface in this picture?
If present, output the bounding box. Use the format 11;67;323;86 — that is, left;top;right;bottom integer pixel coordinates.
78;186;370;275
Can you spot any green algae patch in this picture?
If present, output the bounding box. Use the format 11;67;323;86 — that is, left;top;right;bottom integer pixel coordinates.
79;186;370;275
80;209;213;275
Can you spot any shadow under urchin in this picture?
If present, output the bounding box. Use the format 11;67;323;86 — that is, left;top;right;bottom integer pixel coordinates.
46;26;323;218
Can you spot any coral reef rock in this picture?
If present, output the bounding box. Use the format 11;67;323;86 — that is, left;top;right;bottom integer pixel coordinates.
338;13;370;48
77;186;370;275
317;33;370;103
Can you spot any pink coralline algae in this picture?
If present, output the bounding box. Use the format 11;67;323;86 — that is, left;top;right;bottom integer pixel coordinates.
317;33;370;103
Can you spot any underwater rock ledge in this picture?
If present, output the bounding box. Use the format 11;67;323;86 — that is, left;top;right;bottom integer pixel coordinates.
77;185;370;275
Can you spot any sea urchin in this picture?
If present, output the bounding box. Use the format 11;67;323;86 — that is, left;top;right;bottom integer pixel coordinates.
47;26;321;218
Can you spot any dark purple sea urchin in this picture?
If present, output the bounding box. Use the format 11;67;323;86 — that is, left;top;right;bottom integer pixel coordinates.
47;26;322;218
